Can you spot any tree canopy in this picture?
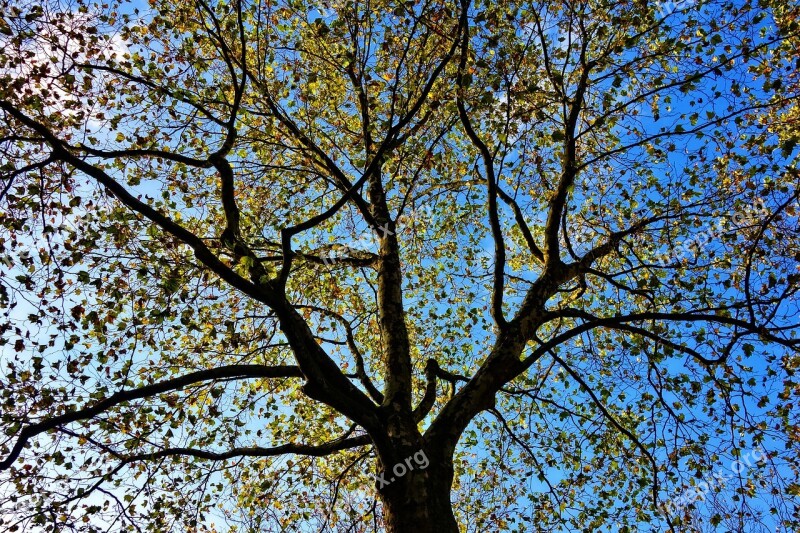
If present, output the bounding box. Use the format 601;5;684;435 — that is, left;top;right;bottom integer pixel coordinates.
0;0;799;531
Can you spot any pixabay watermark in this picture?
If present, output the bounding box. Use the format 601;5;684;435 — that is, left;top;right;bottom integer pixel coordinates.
645;197;771;272
658;447;767;516
373;449;430;489
321;204;435;266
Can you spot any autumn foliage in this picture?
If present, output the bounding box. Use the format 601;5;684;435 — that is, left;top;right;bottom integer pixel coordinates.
1;0;799;531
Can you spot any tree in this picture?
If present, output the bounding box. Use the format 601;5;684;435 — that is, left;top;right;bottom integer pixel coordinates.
0;0;799;530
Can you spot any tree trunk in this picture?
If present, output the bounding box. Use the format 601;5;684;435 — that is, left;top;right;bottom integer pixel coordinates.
378;454;459;532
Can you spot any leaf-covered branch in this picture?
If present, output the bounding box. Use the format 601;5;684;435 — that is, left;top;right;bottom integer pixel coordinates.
0;364;302;470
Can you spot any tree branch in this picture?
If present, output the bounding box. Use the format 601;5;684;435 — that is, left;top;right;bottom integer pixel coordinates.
543;44;593;266
0;364;302;470
0;100;275;306
413;358;470;422
122;434;371;463
296;305;384;404
456;2;507;329
496;184;545;264
1;100;383;437
547;350;662;512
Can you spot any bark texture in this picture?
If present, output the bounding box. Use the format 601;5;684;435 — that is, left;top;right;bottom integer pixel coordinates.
378;453;459;533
